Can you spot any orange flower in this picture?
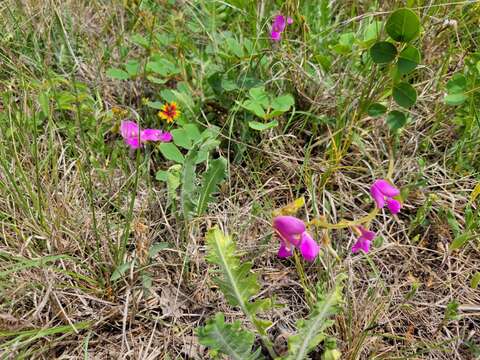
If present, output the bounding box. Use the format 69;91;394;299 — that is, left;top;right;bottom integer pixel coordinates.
158;101;180;123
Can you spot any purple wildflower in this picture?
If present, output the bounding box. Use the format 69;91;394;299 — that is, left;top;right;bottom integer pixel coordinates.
273;215;319;262
351;226;376;253
370;179;402;215
120;120;172;149
270;15;293;42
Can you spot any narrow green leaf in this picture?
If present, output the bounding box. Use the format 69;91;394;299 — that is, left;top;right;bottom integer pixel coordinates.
386;8;420;43
370;41;397;64
110;261;133;282
392;82;417;108
248;120;278;131
470;272;480;289
181;147;198;220
148;242;170;258
197;157;227;216
449;233;471;251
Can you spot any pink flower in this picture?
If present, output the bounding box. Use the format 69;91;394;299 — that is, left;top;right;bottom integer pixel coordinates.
370;179;401;215
270;15;293;42
120;120;172;149
351;226;376;253
273;216;319;262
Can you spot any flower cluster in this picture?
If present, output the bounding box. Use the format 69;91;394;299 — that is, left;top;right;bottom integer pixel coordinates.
120;120;172;149
270;15;293;42
272;179;402;261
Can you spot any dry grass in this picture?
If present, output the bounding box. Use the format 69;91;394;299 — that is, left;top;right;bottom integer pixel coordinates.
1;0;479;359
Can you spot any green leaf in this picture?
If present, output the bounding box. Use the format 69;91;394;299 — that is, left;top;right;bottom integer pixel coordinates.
248;87;269;108
248;120;279;131
285;278;344;360
197;157;227;216
125;60;141;76
370;41;397;64
271;94;295;112
197;313;260;360
385;8;420;43
110;261;133;282
226;37;244;58
38;92;50;116
146;76;168;84
106;68;130;80
181;147;198;220
159;143;184;164
166;164;182;204
363;20;382;43
392;82;417;108
148;242;170;258
171;124;201;150
367;103;387;117
241;100;266;118
471;272;480;289
146;58;180;76
386;110;407;132
446;74;467;94
146;101;163;109
397;45;421;74
444;93;467;106
130;34;150;47
205;227;271;334
155;170;169;182
449;233;471;251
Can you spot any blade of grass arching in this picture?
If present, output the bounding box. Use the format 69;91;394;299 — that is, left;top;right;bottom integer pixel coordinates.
0;253;70;278
0;321;91;351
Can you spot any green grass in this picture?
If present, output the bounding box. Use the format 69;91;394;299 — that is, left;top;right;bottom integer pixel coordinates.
0;0;479;358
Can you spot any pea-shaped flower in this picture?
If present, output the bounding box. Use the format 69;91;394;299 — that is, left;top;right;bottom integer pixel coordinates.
120;120;172;149
273;216;319;262
270;15;293;42
370;179;401;215
351;226;376;253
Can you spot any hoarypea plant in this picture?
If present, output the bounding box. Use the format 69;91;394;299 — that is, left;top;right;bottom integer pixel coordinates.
197;227;344;359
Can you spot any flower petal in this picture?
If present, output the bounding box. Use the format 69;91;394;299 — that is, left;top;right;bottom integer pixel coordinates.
125;137;142;149
120;120;139;139
287;17;293;25
273;216;306;235
141;129;173;142
358;226;376;241
272;15;286;33
278;242;293;259
386;198;401;215
374;179;400;197
298;232;319;262
270;30;281;41
351;237;371;253
370;183;385;209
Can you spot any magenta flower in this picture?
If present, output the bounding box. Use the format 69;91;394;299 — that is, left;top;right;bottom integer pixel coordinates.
351;226;376;253
270;15;293;42
273;216;319;262
120;120;172;149
370;179;401;214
